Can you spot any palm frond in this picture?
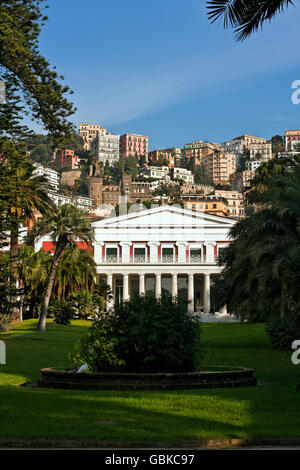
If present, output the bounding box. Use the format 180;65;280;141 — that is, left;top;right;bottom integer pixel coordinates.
207;0;294;41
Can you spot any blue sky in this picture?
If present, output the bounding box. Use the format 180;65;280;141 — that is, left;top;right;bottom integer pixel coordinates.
36;0;300;150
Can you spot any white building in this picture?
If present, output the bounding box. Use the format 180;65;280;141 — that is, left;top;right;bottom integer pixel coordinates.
246;160;263;171
33;163;60;191
140;166;170;180
47;191;94;213
172;167;194;184
91;205;235;313
249;141;272;160
221;135;267;155
91;127;120;166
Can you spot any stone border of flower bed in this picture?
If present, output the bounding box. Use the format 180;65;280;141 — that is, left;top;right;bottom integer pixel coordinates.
38;366;257;390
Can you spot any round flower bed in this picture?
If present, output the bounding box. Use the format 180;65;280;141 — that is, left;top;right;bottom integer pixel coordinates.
39;366;257;391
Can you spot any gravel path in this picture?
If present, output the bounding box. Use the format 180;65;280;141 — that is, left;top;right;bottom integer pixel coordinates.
194;312;240;322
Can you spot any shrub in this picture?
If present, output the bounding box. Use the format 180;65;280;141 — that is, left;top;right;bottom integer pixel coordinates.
71;294;202;373
266;310;300;350
49;299;76;325
70;289;106;320
71;314;125;371
0;314;12;333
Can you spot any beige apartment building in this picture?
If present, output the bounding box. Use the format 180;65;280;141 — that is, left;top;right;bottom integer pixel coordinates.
235;134;267;149
181;195;229;217
148;147;184;167
222;135;267;154
201;153;237;185
184;141;220;166
79;123;102;150
249;141;272;160
213;189;245;218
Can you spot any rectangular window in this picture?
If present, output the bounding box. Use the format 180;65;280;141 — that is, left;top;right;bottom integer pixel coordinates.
106;247;118;263
134;247;146;263
190;248;202;263
162;247;174;263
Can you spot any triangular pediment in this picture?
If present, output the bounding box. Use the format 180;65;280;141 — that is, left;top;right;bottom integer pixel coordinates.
92;205;236;228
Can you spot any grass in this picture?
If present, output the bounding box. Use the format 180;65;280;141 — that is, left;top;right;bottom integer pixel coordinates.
0;319;299;445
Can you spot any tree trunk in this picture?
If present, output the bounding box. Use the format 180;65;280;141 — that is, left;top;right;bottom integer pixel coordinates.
10;220;20;321
37;246;64;332
18;278;25;322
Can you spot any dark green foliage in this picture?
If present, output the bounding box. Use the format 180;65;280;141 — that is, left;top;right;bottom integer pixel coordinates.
0;314;12;332
0;0;75;142
207;0;293;42
212;164;300;341
194;165;214;186
266;309;300;350
71;316;125;371
71;294;201;373
70;289;105;320
50;299;76;326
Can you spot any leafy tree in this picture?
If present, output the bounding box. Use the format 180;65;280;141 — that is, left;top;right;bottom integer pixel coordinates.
237;146;250;171
30;204;94;331
194;165;214;186
245;155;300;206
124;155;139;178
271;135;285;155
0;0;75;141
30;143;52;164
138;154;147;166
207;0;293;41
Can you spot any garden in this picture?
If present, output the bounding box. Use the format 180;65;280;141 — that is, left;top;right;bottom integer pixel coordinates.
0;319;299;447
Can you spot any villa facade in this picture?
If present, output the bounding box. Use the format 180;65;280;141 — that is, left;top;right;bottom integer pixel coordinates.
91;205;236;313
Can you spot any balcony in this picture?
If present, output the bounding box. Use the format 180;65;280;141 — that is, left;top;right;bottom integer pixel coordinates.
103;256;218;265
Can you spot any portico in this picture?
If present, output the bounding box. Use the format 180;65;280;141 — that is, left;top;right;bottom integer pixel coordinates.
100;271;213;313
92;204;235;313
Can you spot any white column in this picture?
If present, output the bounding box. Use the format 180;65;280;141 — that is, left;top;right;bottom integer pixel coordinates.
148;242;160;263
123;274;129;302
94;241;104;264
188;273;194;313
139;274;145;296
107;274;114;310
120;241;132;263
155;273;161;299
204;242;216;263
172;273;178;298
176;242;188;263
203;273;211;314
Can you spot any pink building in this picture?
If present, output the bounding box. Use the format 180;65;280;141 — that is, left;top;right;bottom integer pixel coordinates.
53;149;80;170
120;133;148;161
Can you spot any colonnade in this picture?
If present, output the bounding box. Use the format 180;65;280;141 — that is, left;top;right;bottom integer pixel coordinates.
106;272;212;314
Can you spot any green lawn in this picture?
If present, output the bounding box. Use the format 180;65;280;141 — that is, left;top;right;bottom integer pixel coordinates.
0;319;299;446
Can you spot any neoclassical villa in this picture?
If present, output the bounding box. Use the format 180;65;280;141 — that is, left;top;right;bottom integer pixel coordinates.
90;205;236;313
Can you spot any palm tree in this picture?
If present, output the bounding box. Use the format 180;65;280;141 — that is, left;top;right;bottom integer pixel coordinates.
206;0;293;41
213;164;300;322
0;141;54;321
54;247;96;300
32;204;94;332
18;245;51;320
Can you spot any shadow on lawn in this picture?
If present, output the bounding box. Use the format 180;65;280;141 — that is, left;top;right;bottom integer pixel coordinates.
0;385;250;443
